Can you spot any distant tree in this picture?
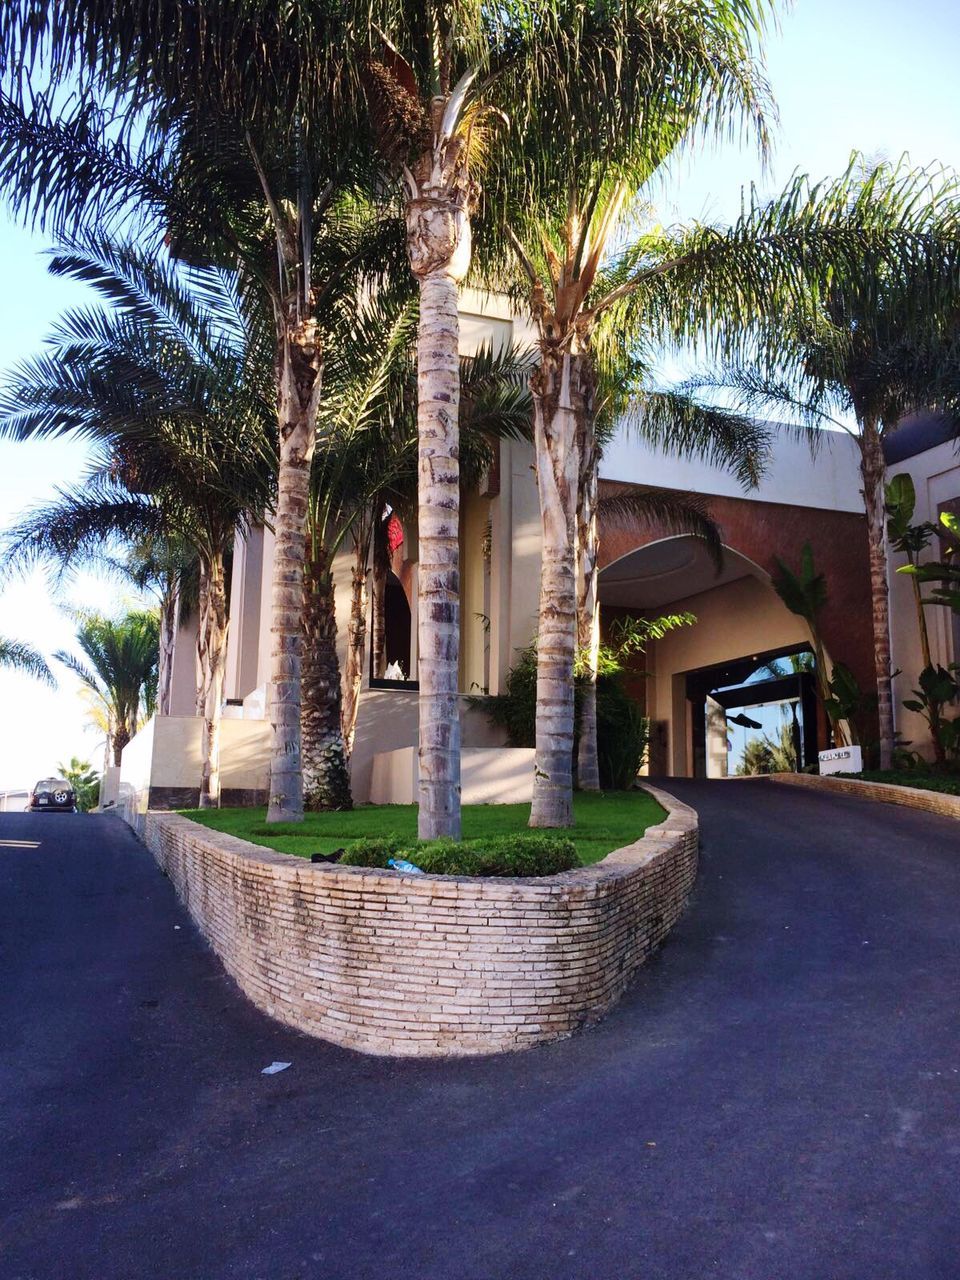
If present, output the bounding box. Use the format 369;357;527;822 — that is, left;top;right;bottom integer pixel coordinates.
736;722;797;775
0;238;274;807
55;610;159;766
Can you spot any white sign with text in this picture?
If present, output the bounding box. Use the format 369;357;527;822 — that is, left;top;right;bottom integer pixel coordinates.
818;746;863;776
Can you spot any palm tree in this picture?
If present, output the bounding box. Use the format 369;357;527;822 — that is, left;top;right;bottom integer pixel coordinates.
56;610;159;765
735;722;797;776
0;3;401;823
0;237;275;806
687;170;960;768
498;2;957;821
493;0;775;825
117;535;200;719
363;3;522;839
0;637;54;686
571;329;772;793
770;544;847;745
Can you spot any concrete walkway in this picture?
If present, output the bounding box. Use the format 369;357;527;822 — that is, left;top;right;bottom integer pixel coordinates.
1;781;958;1279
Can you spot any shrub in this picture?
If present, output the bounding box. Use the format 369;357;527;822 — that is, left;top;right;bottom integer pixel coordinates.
338;836;404;867
472;644;649;788
837;770;960;796
338;832;578;877
596;676;650;790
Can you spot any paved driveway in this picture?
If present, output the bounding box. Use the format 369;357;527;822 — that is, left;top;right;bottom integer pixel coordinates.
1;781;958;1280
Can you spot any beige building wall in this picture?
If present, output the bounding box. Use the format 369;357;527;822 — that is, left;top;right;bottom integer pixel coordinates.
487;438;542;690
167;612;199;716
350;689;507;804
224;525;265;702
460;490;492;694
117;715;274;826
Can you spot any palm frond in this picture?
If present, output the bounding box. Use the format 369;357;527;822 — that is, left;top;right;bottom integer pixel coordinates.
621;389;772;489
598;484;725;571
0;636;56;686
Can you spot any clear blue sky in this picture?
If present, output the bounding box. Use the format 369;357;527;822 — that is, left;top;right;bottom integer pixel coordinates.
0;0;958;788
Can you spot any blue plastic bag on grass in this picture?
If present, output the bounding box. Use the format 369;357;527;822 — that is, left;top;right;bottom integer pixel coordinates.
387;857;424;875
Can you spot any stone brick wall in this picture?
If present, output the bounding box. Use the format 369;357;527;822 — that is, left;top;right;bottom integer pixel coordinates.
774;771;960;819
144;785;698;1058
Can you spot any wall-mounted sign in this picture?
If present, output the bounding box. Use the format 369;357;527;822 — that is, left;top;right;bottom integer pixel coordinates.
818;745;863;776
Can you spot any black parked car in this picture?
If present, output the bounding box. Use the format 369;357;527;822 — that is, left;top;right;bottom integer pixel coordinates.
27;778;77;812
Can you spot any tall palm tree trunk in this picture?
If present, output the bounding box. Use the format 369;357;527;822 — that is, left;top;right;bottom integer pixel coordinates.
157;580;179;717
195;570;210;718
530;350;590;828
198;553;228;809
576;431;601;791
267;322;323;823
406;137;476;841
861;420;895;769
302;542;353;811
413;267;462;838
342;532;369;756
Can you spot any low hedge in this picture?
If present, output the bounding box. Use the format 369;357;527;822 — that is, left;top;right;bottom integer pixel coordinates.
338;833;579;878
835;770;960;796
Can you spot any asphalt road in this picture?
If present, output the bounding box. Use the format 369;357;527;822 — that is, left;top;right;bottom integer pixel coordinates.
1;780;959;1280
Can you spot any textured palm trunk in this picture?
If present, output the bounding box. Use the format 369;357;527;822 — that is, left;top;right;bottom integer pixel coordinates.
112;724;130;767
194;571;209;718
266;322;323;823
530;351;589;828
406;126;476;841
198;553;228;810
301;541;352;811
342;534;369;757
861;421;895;769
576;431;601;792
157;582;179;717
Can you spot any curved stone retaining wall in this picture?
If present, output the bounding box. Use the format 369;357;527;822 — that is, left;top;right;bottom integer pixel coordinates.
144;785;698;1057
773;771;960;818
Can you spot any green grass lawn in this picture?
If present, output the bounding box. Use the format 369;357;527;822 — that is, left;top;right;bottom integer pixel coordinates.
181;789;666;867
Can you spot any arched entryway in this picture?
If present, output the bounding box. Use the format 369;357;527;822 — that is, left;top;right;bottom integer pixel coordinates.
599;535;835;777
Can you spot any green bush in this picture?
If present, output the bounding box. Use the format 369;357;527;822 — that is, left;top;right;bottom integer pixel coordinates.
472;643;649;788
596;676;651;790
338;832;578;877
338;835;403;867
837;770;960;796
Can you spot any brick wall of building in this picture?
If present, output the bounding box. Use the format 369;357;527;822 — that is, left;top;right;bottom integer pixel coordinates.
144;786;698;1057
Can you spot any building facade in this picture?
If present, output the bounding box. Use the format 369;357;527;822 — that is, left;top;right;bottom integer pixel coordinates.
115;300;959;813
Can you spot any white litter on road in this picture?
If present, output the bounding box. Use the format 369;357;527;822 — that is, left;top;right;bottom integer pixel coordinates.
261;1061;292;1075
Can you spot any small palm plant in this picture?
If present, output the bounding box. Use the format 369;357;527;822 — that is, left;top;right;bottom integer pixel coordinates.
56;757;100;811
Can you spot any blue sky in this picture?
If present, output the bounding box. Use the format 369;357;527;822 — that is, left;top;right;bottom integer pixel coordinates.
0;0;958;788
